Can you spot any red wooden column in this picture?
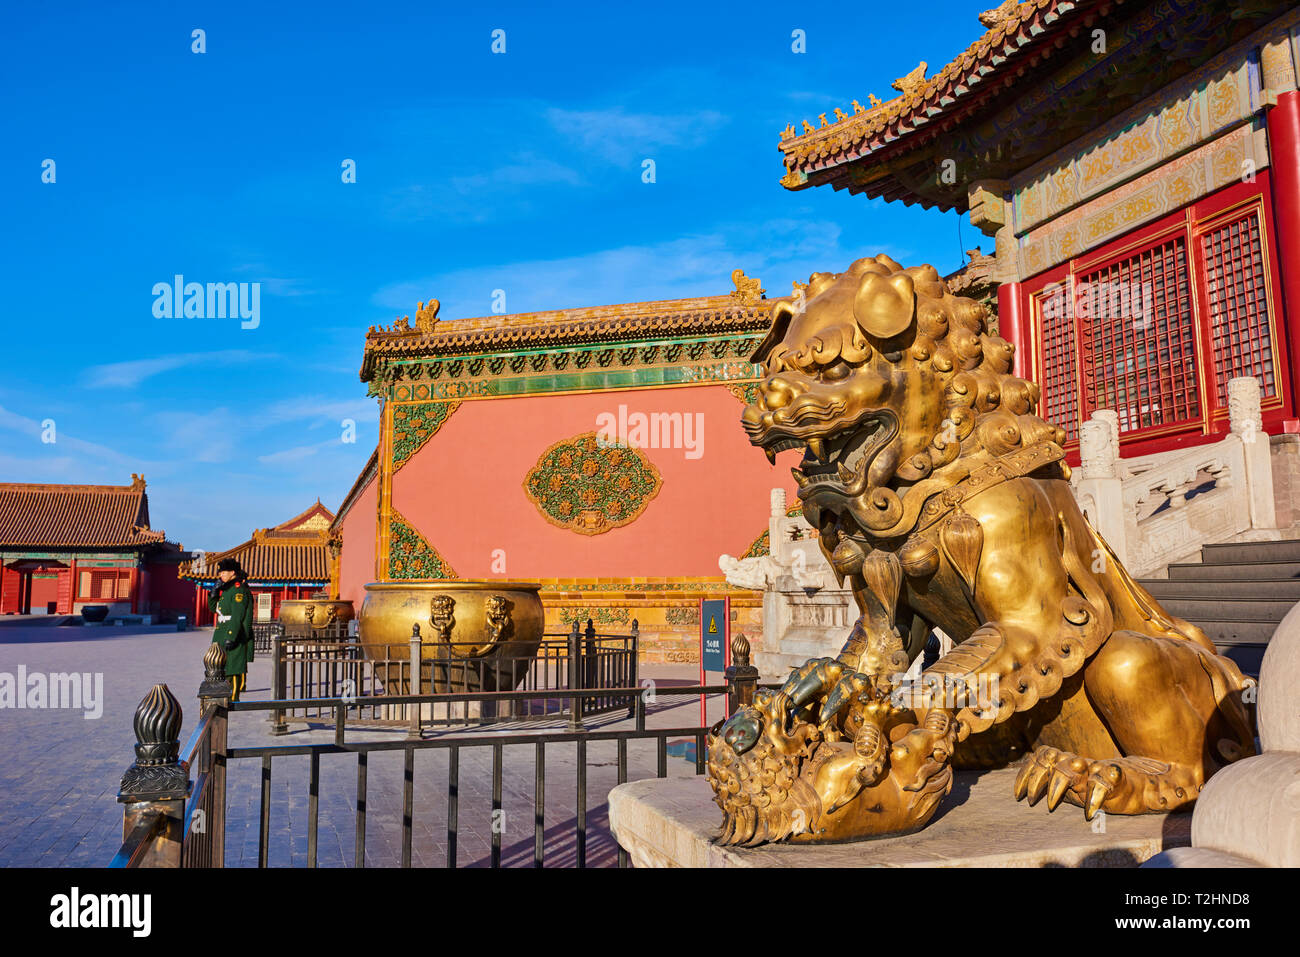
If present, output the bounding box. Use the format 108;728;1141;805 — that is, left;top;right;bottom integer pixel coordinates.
998;281;1029;379
67;559;78;614
1268;90;1300;417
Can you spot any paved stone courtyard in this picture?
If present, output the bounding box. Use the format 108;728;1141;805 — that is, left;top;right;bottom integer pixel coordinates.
0;619;724;867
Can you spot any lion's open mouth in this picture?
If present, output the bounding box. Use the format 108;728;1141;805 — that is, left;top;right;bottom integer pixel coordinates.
750;411;897;493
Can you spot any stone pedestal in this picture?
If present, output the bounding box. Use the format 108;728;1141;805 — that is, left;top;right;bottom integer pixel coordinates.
1145;593;1300;868
610;768;1190;867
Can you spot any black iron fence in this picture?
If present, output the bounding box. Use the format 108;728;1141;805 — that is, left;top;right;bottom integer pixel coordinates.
252;621;283;655
266;618;638;732
111;633;764;868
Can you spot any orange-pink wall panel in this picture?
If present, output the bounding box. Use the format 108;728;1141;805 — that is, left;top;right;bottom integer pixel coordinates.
391;385;800;579
339;476;377;606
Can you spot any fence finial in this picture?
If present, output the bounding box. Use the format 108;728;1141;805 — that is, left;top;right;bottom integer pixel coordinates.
198;642;232;702
731;633;751;667
119;684;188;801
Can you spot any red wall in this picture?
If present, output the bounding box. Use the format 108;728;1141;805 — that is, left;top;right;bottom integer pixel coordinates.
143;561;197;617
390;384;800;580
338;476;377;608
29;574;59;614
0;566;19;614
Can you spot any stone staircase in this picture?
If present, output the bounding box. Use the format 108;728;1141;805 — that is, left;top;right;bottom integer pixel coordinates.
1138;538;1300;678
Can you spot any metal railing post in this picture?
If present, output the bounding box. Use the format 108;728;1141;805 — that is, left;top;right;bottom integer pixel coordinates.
628;618;639;718
196;642;231;867
117;684;188;867
724;633;758;720
269;627;288;735
567;620;583;731
584;618;596;712
408;623;422;739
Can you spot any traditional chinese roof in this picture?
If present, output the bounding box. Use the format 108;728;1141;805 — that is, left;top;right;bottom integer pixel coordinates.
0;475;172;549
181;501;336;583
360;279;773;383
776;0;1292;210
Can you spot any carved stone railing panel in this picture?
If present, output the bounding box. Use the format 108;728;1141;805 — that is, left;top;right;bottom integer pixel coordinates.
1072;377;1276;576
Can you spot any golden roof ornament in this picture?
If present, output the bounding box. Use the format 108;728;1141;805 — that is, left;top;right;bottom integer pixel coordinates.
978;0;1022;28
892;61;928;97
730;269;765;304
416;298;440;334
780;123;797;140
802;119;815;134
833;107;848;122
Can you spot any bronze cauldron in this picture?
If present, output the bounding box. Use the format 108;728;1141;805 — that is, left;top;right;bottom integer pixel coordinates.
358;581;544;693
278;598;355;633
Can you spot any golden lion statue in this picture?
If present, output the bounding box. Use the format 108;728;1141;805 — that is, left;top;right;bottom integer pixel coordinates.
706;255;1257;845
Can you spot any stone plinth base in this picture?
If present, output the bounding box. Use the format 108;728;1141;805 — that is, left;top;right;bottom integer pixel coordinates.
609;768;1191;867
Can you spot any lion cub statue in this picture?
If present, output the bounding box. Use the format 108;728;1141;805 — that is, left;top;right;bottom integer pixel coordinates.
706;255;1256;845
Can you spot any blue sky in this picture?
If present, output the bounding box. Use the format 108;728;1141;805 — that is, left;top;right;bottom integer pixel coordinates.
0;1;984;549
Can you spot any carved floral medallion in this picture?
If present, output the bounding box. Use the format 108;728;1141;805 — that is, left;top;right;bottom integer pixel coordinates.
523;432;662;535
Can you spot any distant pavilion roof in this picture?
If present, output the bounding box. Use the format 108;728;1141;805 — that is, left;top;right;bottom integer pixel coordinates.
0;475;172;549
181;501;336;584
359;281;774;383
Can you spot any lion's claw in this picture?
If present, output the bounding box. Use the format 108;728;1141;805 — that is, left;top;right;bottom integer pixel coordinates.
1015;747;1196;818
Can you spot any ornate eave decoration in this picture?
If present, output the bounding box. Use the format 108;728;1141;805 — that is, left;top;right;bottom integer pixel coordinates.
522;432;663;536
772;0;1291;210
391;400;462;470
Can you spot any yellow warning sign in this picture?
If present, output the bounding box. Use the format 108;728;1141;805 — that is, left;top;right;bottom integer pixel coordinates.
708;617;718;634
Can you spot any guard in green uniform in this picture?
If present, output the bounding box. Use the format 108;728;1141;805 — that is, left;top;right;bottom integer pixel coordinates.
210;557;255;701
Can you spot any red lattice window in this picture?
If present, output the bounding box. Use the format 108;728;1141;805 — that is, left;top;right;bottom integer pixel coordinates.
1201;213;1275;404
1037;290;1080;440
1076;237;1200;434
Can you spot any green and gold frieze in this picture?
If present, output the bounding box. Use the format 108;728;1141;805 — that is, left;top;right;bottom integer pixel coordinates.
370;334;764;401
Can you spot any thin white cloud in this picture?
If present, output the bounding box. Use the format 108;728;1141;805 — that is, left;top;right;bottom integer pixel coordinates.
450;153;583;194
258;436;353;465
152;407;237;464
0;404;146;468
545;107;726;163
371;218;880;319
82;350;269;389
261;396;378;428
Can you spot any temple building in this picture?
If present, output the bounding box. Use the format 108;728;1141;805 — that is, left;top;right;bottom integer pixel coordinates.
776;0;1300;459
334;279;801;661
0;475;194;619
181;501;339;625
